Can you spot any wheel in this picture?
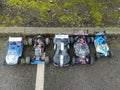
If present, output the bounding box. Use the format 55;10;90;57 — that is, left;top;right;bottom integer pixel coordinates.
25;56;30;64
70;37;74;44
23;39;28;46
45;56;49;64
96;52;100;59
20;58;26;65
90;57;95;64
72;57;76;65
3;59;7;65
86;37;91;44
103;31;106;34
91;37;94;43
104;36;107;40
108;51;113;57
28;38;33;46
45;38;50;45
41;53;46;60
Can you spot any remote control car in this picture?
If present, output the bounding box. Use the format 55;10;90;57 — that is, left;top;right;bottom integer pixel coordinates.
53;34;70;67
93;31;113;58
72;30;95;65
27;35;50;64
5;37;23;65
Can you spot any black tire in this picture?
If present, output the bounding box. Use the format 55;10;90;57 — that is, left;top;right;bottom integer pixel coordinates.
70;37;74;44
96;52;100;59
86;37;91;44
25;56;30;64
45;56;49;64
108;51;113;57
28;38;33;46
3;59;7;65
23;39;28;46
45;38;50;45
20;58;26;65
91;37;94;43
72;57;76;65
90;57;95;64
103;31;106;34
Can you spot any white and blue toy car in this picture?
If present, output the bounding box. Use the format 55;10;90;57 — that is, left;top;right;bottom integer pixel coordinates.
53;34;70;67
93;31;113;58
5;37;23;65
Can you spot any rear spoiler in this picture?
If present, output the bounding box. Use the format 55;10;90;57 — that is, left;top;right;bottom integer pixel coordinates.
94;31;106;36
74;29;88;35
9;37;22;42
55;35;69;39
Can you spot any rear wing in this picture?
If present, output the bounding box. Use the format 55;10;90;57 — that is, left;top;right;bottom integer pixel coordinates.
74;29;88;35
55;35;69;39
9;37;22;42
94;31;106;36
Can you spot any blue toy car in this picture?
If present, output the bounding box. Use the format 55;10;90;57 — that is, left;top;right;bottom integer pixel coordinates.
5;37;23;65
93;31;113;58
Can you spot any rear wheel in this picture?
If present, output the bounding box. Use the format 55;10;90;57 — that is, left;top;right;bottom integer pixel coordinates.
70;37;74;44
20;58;26;65
108;51;113;57
45;38;50;45
45;56;49;64
28;38;33;46
23;39;28;46
72;57;76;65
91;37;94;43
96;52;100;59
90;57;95;64
87;37;91;44
25;56;30;64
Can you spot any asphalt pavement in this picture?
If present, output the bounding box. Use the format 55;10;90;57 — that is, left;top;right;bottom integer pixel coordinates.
0;38;37;90
0;35;120;90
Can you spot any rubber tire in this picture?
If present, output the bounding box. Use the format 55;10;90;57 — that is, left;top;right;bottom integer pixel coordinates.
26;56;30;64
91;37;94;43
45;38;50;45
20;58;26;65
87;37;91;44
23;39;28;46
90;57;95;64
28;38;33;46
45;56;49;64
108;51;113;57
72;57;76;65
70;37;74;44
96;53;100;59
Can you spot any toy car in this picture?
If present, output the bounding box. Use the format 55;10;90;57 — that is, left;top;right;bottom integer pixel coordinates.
27;35;50;64
5;37;23;65
53;34;70;67
93;31;113;58
72;30;95;65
